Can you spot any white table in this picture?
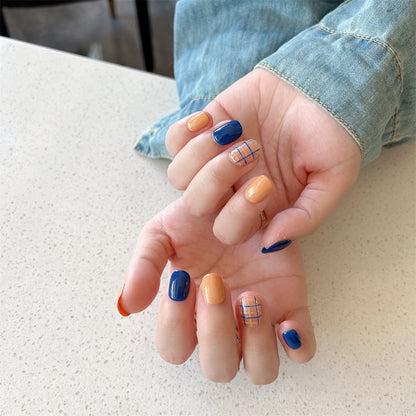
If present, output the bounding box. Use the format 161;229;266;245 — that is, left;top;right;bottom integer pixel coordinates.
1;37;415;416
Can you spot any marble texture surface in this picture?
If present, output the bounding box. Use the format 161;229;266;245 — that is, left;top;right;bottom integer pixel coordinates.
0;37;415;416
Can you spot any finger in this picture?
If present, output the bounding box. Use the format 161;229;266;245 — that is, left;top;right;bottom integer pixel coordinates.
236;293;279;385
165;111;213;157
196;273;240;383
277;306;316;364
116;215;173;316
182;141;263;217
213;174;274;245
262;168;360;249
167;120;243;190
165;91;242;158
155;270;197;364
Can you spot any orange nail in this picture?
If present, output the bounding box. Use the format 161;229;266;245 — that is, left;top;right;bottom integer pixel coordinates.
201;273;225;305
186;111;211;132
245;175;274;203
117;283;130;317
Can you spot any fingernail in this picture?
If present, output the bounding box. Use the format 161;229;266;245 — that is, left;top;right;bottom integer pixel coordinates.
212;120;242;145
117;283;130;317
245;175;274;203
201;273;225;305
229;139;260;166
169;270;191;301
262;240;292;253
239;295;263;328
282;329;302;350
186;111;210;132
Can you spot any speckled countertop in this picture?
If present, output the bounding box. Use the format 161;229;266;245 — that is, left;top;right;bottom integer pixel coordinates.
0;37;415;416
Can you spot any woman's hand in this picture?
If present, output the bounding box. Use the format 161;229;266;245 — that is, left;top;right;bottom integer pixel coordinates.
117;197;315;385
166;68;361;249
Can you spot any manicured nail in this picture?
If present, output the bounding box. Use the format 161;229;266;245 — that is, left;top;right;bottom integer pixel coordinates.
229;139;260;166
212;120;242;145
201;273;225;305
282;329;302;350
245;175;274;203
169;270;190;301
262;240;292;253
186;111;210;132
117;283;130;317
239;295;263;328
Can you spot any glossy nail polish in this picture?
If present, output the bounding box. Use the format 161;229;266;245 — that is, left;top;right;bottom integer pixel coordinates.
229;139;260;166
282;329;302;350
261;240;292;253
239;295;263;328
212;120;242;145
186;111;210;132
169;270;190;301
117;283;130;317
245;175;274;203
201;273;225;305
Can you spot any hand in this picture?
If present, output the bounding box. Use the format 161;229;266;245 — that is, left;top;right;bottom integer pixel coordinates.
117;197;316;385
166;68;361;248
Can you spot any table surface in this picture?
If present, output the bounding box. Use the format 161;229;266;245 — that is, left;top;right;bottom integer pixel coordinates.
0;37;415;416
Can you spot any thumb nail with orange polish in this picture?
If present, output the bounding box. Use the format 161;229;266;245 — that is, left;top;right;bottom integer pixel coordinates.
117;283;130;317
201;273;225;305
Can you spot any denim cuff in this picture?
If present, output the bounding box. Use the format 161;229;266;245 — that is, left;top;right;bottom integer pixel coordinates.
257;25;402;166
135;97;213;159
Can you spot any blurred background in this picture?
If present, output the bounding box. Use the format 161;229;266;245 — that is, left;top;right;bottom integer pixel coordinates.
0;0;176;77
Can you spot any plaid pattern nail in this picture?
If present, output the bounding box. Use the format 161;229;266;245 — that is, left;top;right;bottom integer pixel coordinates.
239;296;262;327
229;139;260;166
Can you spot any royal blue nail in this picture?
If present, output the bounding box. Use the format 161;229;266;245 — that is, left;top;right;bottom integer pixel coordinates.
212;120;242;145
169;270;190;301
282;329;302;350
261;240;292;254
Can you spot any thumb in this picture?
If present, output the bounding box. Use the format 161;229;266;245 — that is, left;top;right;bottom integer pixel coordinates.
117;215;173;316
262;168;358;249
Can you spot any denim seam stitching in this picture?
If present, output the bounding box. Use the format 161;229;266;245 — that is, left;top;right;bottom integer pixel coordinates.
389;110;398;143
257;62;365;161
317;25;403;89
190;96;215;102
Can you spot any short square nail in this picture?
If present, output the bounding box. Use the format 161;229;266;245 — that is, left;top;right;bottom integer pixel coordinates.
261;240;292;253
229;139;260;166
201;273;225;305
186;111;210;132
282;329;302;350
169;270;190;301
239;295;263;327
245;175;274;203
212;120;242;145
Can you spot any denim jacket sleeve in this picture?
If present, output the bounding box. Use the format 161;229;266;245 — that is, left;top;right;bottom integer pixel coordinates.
257;0;416;165
135;0;415;166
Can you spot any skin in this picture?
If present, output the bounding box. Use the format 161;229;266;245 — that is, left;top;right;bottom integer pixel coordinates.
167;68;361;247
119;68;362;384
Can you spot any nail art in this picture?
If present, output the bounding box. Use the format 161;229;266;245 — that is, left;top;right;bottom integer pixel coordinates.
200;273;225;305
117;283;130;317
186;111;210;132
169;270;190;301
282;329;302;350
262;240;292;254
239;296;263;328
212;120;242;145
245;175;274;203
229;139;260;166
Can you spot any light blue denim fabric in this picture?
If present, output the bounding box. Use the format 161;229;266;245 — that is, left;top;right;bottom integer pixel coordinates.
135;0;416;166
